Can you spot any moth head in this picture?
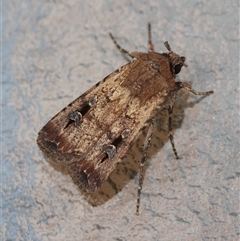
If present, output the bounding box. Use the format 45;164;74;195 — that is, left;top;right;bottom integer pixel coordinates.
164;41;188;75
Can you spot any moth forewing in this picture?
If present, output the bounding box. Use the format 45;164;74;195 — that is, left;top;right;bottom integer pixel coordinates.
37;63;130;161
37;23;213;215
38;52;173;189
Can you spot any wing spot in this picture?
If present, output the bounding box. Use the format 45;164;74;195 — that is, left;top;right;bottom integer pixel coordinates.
101;144;116;161
64;95;98;129
100;130;130;164
121;129;131;139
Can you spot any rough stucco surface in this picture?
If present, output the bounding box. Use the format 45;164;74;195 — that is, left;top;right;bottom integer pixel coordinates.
2;1;239;240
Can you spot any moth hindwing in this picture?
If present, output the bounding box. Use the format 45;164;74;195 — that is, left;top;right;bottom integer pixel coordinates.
37;23;213;215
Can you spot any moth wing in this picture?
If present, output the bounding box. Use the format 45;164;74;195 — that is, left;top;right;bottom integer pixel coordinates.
37;62;131;163
37;52;174;192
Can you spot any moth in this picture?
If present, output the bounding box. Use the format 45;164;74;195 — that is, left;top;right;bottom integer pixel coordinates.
37;23;213;215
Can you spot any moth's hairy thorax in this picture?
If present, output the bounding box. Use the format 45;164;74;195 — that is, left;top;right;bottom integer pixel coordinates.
121;52;176;106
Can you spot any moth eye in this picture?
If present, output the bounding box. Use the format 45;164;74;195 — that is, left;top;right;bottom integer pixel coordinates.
174;64;182;74
174;56;186;74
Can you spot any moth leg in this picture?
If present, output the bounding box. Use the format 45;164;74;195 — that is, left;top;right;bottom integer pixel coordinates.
168;82;213;158
168;106;179;159
148;23;155;52
136;118;155;215
176;82;214;96
109;32;135;59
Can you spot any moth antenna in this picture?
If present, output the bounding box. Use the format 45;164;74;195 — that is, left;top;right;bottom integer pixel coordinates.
109;32;135;58
164;41;172;52
147;23;154;52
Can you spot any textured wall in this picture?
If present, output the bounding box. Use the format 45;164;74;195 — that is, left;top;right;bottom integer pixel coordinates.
2;0;239;240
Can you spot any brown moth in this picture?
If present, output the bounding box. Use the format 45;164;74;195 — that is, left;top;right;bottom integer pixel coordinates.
37;24;213;215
